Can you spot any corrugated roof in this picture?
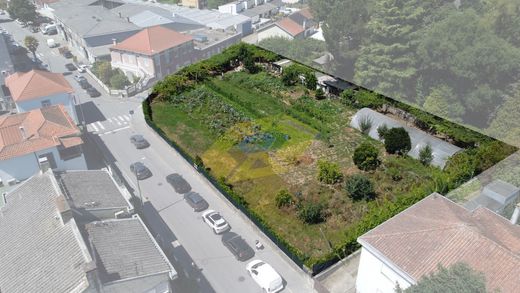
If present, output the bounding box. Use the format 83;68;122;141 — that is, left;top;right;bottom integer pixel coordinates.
111;25;192;55
0;172;91;293
86;217;174;283
0;105;82;160
359;193;520;293
5;70;73;102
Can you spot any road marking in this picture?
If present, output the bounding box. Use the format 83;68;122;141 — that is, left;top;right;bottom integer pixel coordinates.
100;125;130;135
115;120;121;126
96;121;105;130
117;116;126;122
123;115;131;121
89;123;99;132
36;53;43;58
50;51;57;56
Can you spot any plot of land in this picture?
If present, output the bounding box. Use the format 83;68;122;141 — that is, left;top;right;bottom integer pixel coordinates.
151;70;450;261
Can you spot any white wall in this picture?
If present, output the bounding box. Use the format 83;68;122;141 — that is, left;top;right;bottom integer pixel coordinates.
257;26;294;43
356;247;413;293
15;92;78;124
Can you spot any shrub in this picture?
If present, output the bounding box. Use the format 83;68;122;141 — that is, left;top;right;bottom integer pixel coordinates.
297;202;325;224
419;144;434;165
304;71;317;90
340;89;355;105
474;141;517;173
377;124;389;139
385;167;402;181
317;160;343;184
353;142;380;171
384;127;411;155
275;189;294;208
194;155;204;169
109;71;130;89
444;151;476;187
345;174;376;201
358;115;373;134
315;88;325;100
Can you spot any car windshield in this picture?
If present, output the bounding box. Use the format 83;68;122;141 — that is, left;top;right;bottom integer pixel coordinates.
189;193;203;203
133;163;145;171
216;222;227;227
210;213;222;221
251;262;265;270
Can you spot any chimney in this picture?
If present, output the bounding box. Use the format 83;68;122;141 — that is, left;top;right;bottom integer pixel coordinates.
55;195;72;224
112;38;117;45
510;203;520;224
38;156;50;173
19;126;26;140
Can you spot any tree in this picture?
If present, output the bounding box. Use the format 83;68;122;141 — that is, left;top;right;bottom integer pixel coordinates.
243;55;258;74
281;64;301;86
399;262;487;293
383;127;411;155
7;0;37;23
418;144;433;165
444;151;476;186
304;71;317;90
297;202;325;224
423;85;464;120
23;35;38;60
92;61;112;84
353;142;380;171
109;71;130;90
317;160;343;184
0;0;7;10
345;174;375;201
377;124;389;139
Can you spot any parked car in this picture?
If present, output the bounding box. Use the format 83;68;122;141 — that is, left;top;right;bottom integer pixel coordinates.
63;50;73;58
77;64;89;73
166;173;191;194
73;75;90;89
222;232;255;261
65;63;76;71
246;260;284;293
183;191;209;212
47;38;58;48
202;210;230;234
86;86;100;97
130;162;152;180
15;19;24;26
73;74;86;83
130;134;150;149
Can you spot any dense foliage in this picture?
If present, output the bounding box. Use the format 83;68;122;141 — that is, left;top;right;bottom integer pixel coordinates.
383;127;411;155
7;0;37;23
275;189;294;208
353;142;380;171
418;144;434;165
297;202;325;224
345;174;376;201
317;160;343;184
91;61;129;89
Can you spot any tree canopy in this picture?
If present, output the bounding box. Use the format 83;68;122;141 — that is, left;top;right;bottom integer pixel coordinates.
7;0;37;23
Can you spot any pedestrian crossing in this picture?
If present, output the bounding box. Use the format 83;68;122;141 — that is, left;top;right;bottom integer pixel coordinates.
87;114;132;135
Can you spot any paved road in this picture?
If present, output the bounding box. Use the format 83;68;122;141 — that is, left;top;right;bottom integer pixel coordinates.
1;14;316;293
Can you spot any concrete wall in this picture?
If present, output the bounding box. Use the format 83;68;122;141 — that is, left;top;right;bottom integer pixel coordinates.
197;34;242;60
257;25;294;42
356;247;413;293
15;92;78;124
102;273;171;293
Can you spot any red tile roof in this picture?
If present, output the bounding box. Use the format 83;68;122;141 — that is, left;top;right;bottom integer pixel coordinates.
5;70;73;102
111;26;193;56
359;193;520;293
276;18;305;37
0;105;82;160
298;7;313;20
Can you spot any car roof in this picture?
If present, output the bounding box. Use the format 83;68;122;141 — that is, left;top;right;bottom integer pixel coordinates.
252;262;281;285
187;192;203;203
132;162;145;168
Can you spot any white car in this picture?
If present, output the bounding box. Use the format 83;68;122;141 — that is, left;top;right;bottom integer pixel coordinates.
246;260;284;293
77;64;89;73
202;210;230;234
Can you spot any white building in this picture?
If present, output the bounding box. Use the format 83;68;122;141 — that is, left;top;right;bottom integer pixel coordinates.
356;193;520;293
5;70;78;123
0;105;86;183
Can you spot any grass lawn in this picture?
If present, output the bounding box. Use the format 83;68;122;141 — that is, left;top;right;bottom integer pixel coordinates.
151;70;454;259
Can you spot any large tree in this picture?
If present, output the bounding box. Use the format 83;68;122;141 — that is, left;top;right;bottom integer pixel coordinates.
399;262;487;293
7;0;37;23
24;35;38;60
354;0;424;101
0;0;7;11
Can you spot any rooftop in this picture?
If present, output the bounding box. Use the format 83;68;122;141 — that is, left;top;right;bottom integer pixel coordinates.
359;193;520;293
239;2;278;18
56;170;131;210
275;17;304;37
185;27;240;50
5;70;73;102
111;25;193;55
0;172;92;293
170;5;251;30
86;216;175;283
0;105;82;161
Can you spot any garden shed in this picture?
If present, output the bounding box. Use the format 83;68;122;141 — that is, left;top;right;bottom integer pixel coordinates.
351;108;462;168
464;179;520;213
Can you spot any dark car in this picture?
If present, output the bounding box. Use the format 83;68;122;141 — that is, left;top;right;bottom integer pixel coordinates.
130;162;152;180
65;63;76;71
74;75;90;89
166;173;191;194
86;86;101;97
183;191;209;212
221;232;255;261
130;134;150;149
63;50;73;58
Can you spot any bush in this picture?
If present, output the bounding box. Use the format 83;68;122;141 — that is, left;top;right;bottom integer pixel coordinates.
444;151;476;187
317;160;343;184
358;115;373;134
275;189;294;208
109;71;130;89
419;144;434;165
315;88;325;100
345;174;376;201
377;124;389;139
385;167;402;181
353;142;380;171
340;89;355;105
384;127;411;155
297;202;325;224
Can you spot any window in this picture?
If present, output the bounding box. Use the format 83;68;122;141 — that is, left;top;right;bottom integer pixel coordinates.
58;145;82;161
38;153;57;169
41;99;51;107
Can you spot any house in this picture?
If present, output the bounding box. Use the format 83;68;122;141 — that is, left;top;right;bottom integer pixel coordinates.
0;105;86;183
356;193;520;293
257;17;305;42
0;170;177;293
464;179;520;214
50;0;141;62
56;169;134;222
5;69;78;123
110;25;195;82
181;0;208;9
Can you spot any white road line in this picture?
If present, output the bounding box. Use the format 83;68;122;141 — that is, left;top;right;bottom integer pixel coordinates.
123;115;131;121
116;120;122;126
101;125;130;135
117;116;125;122
96;121;105;130
89;123;99;132
122;121;128;125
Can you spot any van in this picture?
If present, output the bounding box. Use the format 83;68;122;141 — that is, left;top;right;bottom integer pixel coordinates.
47;39;57;48
41;24;57;35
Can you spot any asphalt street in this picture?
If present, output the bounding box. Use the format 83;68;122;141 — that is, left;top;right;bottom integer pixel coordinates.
0;14;315;293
